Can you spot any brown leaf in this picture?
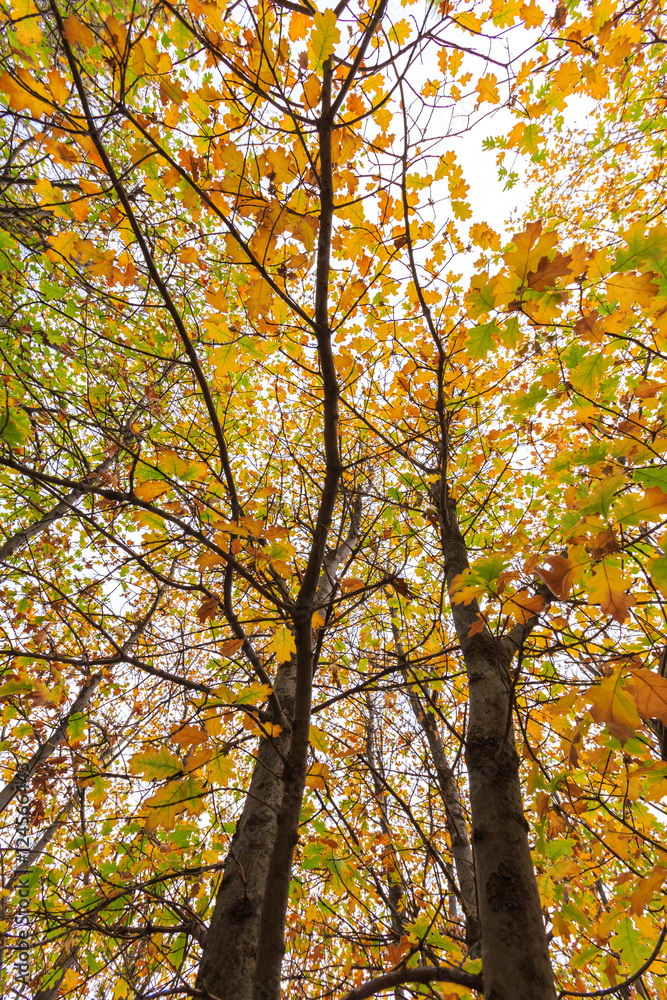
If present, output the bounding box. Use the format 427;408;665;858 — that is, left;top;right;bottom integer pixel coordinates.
590;528;620;560
633;668;667;725
219;638;244;656
634;380;665;399
197;595;220;623
573;310;604;344
389;576;415;600
525;252;573;291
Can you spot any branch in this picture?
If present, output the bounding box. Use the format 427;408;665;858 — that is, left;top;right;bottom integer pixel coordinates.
0;361;177;564
51;0;241;520
341;964;483;1000
0;580;169;814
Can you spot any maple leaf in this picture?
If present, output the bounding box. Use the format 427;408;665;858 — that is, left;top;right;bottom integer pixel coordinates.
573;311;604;344
129;748;183;781
476;73;500;105
143;775;206;831
617;487;667;525
525;252;573;291
134;480;169;502
505;589;546;624
309;8;339;70
468;612;487;637
628;866;667;915
169;724;209;748
388;576;415;600
305;762;330;790
633;380;665;398
585;668;641;743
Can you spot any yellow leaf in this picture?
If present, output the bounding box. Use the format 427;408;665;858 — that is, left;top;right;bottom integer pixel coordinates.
585;667;641;743
389;19;411;44
14;0;41;46
305;762;330;790
211;344;240;377
618;487;667;525
476;73;500;105
195;550;225;569
206;752;235;786
309;8;339;70
519;1;545;27
586;565;636;624
134;480;169;502
606;272;659;311
289;11;311;42
267;626;296;662
63;15;96;50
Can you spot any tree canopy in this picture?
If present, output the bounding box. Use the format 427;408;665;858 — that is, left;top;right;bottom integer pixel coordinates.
0;1;666;999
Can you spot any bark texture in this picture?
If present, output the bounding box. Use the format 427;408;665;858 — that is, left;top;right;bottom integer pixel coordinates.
439;500;556;1000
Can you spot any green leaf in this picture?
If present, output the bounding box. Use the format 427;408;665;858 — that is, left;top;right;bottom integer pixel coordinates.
67;711;87;742
129;748;183;780
0;406;30;447
466;321;497;359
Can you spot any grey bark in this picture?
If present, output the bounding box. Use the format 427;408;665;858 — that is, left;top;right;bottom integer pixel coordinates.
365;700;406;1000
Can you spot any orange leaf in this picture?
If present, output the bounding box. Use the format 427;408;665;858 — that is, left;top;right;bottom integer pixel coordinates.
534;554;574;599
170;724;209;748
467;612;487;637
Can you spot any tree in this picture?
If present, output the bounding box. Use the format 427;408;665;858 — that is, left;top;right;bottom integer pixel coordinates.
0;1;666;1000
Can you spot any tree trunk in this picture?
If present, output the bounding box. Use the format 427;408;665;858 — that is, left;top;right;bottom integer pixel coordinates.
439;499;556;1000
196;657;296;1000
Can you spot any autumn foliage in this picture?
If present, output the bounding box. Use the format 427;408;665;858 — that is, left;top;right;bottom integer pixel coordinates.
0;1;666;999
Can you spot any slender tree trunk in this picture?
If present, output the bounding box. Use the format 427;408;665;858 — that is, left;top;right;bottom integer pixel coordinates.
365;700;406;1000
395;652;479;952
438;497;556;1000
196;658;296;1000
